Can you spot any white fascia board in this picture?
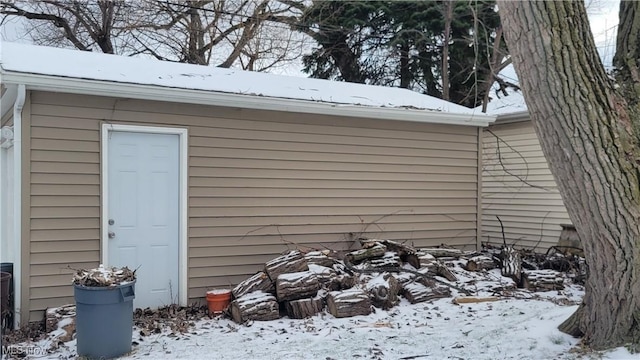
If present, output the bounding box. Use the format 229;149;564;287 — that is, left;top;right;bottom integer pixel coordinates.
493;111;530;125
2;72;496;127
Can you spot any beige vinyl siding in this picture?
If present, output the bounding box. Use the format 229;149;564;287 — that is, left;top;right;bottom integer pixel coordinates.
27;91;480;319
482;120;571;251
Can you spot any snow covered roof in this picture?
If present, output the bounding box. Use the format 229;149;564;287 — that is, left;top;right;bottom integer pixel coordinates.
476;63;530;120
482;90;528;116
0;42;494;126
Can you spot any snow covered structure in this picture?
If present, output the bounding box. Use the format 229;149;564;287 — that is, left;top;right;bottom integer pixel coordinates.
0;42;495;323
481;93;572;251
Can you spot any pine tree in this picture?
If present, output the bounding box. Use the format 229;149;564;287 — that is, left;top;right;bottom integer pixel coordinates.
296;0;507;108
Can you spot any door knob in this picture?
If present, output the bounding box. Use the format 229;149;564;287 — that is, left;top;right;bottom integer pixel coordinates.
108;231;116;239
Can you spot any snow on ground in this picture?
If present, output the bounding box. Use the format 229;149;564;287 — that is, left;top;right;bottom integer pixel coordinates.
131;298;578;360
6;283;635;360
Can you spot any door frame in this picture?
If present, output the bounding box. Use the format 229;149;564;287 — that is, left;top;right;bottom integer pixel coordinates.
101;123;188;306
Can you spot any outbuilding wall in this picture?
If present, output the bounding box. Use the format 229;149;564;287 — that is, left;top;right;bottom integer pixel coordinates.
24;90;481;320
482;119;571;250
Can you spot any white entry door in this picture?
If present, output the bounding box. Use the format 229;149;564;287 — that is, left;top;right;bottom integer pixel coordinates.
107;131;180;309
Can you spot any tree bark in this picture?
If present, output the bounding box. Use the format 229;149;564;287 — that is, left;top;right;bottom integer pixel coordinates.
500;245;522;285
399;42;411;89
264;250;309;281
230;292;280;323
275;271;320;302
558;302;585;338
362;239;420;268
232;271;274;298
434;263;458;282
284;296;325;319
327;274;356;291
304;251;336;268
498;0;640;350
521;270;564;291
441;0;453;101
402;282;450;304
365;274;400;310
345;243;387;264
326;289;372;318
465;255;497;272
368;253;401;269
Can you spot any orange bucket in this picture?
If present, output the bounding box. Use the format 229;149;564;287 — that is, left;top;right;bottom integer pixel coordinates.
206;289;232;315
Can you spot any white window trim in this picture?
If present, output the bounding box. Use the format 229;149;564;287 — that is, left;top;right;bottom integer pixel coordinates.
101;124;188;306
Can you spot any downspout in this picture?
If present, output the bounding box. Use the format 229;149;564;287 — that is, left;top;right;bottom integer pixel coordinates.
12;84;25;326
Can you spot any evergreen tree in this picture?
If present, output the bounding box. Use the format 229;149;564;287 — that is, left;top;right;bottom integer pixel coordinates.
296;0;507;108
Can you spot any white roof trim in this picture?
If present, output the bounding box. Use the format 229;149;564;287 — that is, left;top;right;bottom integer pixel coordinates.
2;71;495;126
493;110;530;125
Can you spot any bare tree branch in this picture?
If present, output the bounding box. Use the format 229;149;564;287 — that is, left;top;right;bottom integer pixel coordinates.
1;1;90;50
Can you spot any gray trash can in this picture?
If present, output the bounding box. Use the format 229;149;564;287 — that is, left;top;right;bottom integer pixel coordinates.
1;271;12;334
1;263;14;331
74;281;136;359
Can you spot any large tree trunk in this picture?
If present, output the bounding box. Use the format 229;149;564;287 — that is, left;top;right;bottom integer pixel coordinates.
497;1;640;351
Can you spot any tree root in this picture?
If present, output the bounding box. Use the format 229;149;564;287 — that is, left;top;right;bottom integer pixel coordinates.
558;301;585;337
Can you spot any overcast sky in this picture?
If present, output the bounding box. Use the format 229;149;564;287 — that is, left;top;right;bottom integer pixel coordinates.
588;0;620;68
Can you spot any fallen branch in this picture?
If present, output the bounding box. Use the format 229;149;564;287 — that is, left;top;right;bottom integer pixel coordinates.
399;355;430;360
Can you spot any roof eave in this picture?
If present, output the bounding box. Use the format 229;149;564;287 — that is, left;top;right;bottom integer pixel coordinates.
2;71;496;127
493;110;530;124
